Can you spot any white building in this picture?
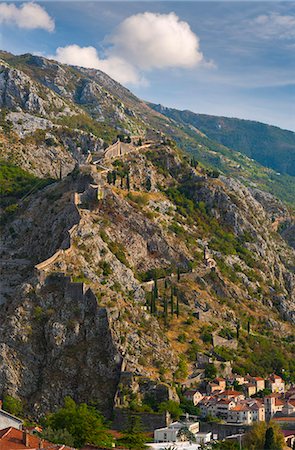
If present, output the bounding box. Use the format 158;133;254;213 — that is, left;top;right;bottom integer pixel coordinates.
154;421;199;443
0;408;23;430
195;432;212;444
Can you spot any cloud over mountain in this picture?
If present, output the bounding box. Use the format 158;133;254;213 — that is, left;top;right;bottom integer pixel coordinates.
50;12;204;85
0;2;54;31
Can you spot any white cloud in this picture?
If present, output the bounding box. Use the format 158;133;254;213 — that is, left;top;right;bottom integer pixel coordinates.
49;12;207;85
51;45;145;85
0;2;54;31
252;12;295;39
108;12;203;70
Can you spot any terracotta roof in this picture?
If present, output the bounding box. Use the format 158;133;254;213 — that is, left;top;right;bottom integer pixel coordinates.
222;390;242;396
265;393;281;398
217;399;233;404
231;405;251;412
273;417;295;422
269;374;283;381
0;427;74;450
275;399;284;406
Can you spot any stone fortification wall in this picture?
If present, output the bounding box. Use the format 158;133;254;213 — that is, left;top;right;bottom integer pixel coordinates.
212;333;238;350
103;141;134;160
35;192;81;279
112;408;168;432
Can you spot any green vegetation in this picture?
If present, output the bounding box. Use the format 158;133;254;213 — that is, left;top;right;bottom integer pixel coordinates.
204;363;217;380
150;104;295;207
243;421;284;450
222;333;295;383
57;113;117;145
44;397;113;448
0;161;53;209
158;400;182;421
40;427;75;447
117;414;147;450
3;395;23;417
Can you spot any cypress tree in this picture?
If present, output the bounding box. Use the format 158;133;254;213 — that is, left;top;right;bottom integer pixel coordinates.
247;319;251;335
107;171;112;184
112;171;117;185
163;293;168;325
176;293;180;318
126;173;130;191
170;286;174;316
153;274;158;299
264;427;275;450
177;266;180;281
236;321;241;340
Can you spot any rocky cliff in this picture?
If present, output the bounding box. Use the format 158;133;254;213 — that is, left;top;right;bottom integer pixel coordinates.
0;52;294;418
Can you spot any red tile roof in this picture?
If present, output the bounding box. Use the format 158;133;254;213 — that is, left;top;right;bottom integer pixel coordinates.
0;427;74;450
222;390;242;396
231;405;251;412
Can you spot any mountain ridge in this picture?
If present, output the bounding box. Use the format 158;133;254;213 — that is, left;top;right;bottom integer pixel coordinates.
0;52;294;418
149;103;295;177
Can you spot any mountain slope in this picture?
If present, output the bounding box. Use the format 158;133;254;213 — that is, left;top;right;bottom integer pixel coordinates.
0;52;294;418
150;104;295;177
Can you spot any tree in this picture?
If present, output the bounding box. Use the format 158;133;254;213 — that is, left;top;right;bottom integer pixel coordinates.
45;397;113;448
247;319;251;335
146;177;152;192
112;171;117;185
204;363;217;380
211;441;239;450
3;395;23;417
176;293;180;318
264;427;275;450
107;171;112;184
153;274;158;299
170;286;174;315
177;267;181;281
236;320;241;340
126;173;130;191
177;426;196;442
163;293;168;324
40;427;75;447
158;400;182;421
150;291;156;314
243;421;284;450
118;414;147;450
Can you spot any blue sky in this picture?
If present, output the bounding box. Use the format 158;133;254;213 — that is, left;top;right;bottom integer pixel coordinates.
0;1;294;131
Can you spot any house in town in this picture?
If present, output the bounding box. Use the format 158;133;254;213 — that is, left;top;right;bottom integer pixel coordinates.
244;383;256;398
183;390;204;406
213;378;227;391
227;399;264;425
228;404;253;425
195;432;212;444
0;427;74;449
281;430;295;449
154;421;200;443
215;399;236;420
267;374;285;393
219;390;245;402
264;394;284;421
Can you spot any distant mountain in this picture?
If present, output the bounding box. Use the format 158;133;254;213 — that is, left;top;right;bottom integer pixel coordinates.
150;104;295;177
